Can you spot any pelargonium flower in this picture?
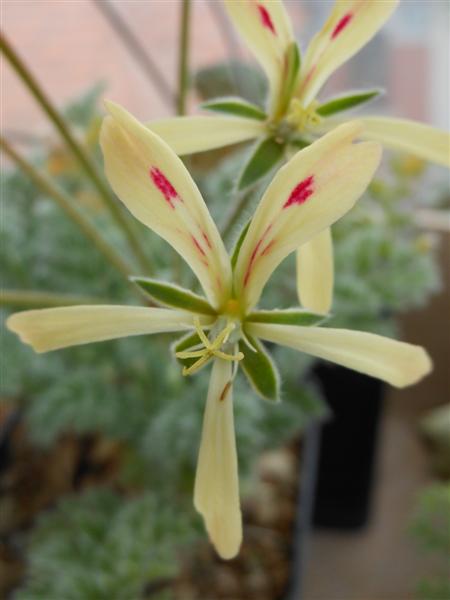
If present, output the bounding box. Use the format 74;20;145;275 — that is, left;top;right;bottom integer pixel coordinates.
147;0;450;315
7;103;432;559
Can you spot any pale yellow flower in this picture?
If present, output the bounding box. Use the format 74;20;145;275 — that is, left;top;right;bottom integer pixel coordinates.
146;0;450;316
7;103;432;559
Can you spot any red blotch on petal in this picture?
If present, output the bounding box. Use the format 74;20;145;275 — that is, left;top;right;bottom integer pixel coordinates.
243;224;272;287
283;175;315;208
257;4;276;35
150;167;180;209
331;13;353;39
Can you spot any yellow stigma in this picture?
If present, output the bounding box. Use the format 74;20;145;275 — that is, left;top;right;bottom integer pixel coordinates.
175;317;244;376
287;99;321;132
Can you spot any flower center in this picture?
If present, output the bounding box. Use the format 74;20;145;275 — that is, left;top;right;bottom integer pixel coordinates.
286;99;321;132
175;317;244;377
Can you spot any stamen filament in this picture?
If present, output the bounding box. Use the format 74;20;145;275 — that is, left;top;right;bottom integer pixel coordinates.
176;317;244;376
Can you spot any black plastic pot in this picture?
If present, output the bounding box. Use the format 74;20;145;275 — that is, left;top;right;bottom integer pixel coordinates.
312;362;385;529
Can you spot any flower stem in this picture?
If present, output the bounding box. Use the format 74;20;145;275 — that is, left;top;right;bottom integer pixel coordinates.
221;187;255;242
177;0;192;116
1;136;133;280
1;290;107;308
0;33;152;273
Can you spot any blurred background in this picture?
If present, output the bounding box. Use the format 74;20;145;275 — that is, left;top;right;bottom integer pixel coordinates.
1;1;449;599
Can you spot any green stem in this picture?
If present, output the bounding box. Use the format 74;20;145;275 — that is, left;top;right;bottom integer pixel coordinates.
0;33;152;273
177;0;191;116
1;290;107;308
1;136;133;280
221;187;255;242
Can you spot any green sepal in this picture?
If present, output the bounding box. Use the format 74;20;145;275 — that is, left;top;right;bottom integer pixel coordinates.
201;96;267;121
171;331;212;373
239;335;280;402
316;89;383;117
246;308;328;326
131;277;215;315
231;220;251;270
290;136;312;150
282;42;301;106
276;42;301;117
238;137;285;190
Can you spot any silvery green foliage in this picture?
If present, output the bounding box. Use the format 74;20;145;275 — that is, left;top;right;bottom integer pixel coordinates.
14;489;193;600
411;483;450;600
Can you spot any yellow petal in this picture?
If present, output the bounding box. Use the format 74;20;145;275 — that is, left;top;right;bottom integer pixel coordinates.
6;306;207;353
247;323;432;388
360;117;450;168
298;0;398;105
194;359;242;560
147;115;264;156
223;0;294;111
296;227;333;314
233;121;381;311
100;101;232;310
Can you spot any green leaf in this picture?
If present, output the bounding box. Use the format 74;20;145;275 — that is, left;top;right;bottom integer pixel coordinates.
238;137;285;190
239;335;280;402
290;136;311;150
246;308;327;326
172;330;212;373
231;220;251;270
201;97;267;121
132;277;215;314
316;89;382;117
281;42;301;108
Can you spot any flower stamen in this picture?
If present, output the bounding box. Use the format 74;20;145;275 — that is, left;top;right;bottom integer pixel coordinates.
176;317;244;376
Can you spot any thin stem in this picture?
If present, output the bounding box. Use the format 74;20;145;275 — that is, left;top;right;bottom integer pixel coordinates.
0;33;152;273
1;290;107;308
177;0;191;116
221;187;255;242
92;0;175;107
1;136;133;280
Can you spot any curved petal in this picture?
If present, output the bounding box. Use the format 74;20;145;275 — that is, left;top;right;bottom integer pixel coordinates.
233;121;381;311
194;359;242;560
296;227;334;314
223;0;294;111
6;306;208;353
297;0;398;105
247;323;432;388
147;115;264;156
100;102;232;310
359;117;450;168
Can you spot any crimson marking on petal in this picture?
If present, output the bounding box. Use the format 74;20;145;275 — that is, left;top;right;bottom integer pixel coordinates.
201;230;212;249
219;381;232;402
260;239;276;257
149;167;181;209
243;224;272;287
257;4;276;35
191;235;209;267
331;13;353;39
283;175;315;209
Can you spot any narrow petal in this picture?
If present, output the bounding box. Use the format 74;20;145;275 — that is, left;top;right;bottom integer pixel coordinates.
194;359;242;560
296;227;334;314
233;122;381;311
147;115;264;156
247;323;432;388
223;0;294;111
6;306;208;353
359;117;450;168
100;102;232;309
298;0;398;105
